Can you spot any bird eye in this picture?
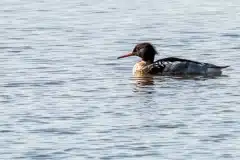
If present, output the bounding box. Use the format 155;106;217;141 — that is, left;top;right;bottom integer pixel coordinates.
139;48;144;53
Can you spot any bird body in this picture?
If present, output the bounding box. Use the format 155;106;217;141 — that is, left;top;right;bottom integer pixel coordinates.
118;43;229;76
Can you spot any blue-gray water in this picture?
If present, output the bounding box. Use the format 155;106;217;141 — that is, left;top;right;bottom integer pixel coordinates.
0;0;240;159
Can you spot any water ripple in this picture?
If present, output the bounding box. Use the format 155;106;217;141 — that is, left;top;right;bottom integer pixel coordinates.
0;0;239;159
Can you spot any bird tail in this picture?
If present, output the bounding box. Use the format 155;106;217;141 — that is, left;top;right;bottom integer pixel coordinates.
210;65;229;69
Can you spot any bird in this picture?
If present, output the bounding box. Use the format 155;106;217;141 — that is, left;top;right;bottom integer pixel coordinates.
117;42;229;76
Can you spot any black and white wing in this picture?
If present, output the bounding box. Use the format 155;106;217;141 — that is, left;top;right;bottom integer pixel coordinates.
149;57;229;75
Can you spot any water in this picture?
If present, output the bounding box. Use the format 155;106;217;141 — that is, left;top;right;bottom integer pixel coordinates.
0;0;240;159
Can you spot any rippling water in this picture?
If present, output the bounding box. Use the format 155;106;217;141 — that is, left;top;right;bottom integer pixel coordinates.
0;0;240;159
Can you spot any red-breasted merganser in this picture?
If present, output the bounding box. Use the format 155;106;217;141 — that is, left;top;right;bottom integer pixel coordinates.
117;43;229;76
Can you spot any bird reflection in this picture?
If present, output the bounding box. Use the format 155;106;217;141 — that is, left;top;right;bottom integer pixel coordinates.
132;73;155;86
135;77;154;86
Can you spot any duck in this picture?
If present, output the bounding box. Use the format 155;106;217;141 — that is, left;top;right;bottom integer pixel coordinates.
117;43;229;76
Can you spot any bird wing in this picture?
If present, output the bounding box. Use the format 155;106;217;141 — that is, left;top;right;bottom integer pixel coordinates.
154;57;229;69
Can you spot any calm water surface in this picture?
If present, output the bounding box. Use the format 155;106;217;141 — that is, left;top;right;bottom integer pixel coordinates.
0;0;240;159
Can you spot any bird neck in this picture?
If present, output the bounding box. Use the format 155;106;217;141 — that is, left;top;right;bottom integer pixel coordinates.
142;60;153;64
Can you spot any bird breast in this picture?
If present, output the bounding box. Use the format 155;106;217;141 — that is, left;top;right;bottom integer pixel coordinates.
132;61;152;76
